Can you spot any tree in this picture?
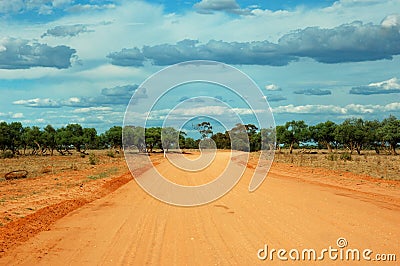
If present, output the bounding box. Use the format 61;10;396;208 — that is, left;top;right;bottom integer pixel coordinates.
8;122;23;155
364;120;382;154
55;127;73;155
105;126;123;150
26;126;43;155
278;120;310;154
229;123;249;151
82;127;97;153
184;137;198;149
334;118;366;154
66;124;84;152
145;127;161;152
310;121;337;153
211;132;231;149
194;121;213;139
260;127;276;150
244;124;260;152
378;115;400;155
161;127;179;152
0;122;10;152
43;125;57;156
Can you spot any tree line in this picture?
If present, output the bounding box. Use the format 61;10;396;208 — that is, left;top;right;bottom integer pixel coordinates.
0;115;399;157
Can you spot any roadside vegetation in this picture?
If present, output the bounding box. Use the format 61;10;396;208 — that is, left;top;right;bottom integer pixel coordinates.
0;115;399;158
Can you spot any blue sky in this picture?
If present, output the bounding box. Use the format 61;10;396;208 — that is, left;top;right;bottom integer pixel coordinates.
0;0;400;134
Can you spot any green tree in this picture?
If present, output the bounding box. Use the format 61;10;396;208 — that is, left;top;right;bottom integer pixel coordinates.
260;127;276;150
377;115;400;155
55;127;73;155
105;126;123;150
0;122;10;152
364;120;382;154
184;137;198;149
278;120;310;154
194;121;213;139
82;127;97;153
66;124;84;152
43;125;57;156
229;123;249;152
161;127;179;152
334;118;366;154
145;127;161;152
211;132;231;149
310;121;337;153
8;122;24;155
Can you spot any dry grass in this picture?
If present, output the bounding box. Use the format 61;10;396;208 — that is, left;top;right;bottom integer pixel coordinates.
0;150;122;181
273;149;400;180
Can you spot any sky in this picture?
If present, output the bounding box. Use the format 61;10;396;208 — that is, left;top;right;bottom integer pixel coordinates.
0;0;400;135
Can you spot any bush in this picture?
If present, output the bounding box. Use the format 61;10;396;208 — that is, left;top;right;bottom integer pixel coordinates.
1;150;14;159
88;153;98;165
106;150;115;158
326;153;338;161
340;152;352;161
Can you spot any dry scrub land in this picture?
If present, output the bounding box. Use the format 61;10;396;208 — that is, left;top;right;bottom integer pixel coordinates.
0;149;399;262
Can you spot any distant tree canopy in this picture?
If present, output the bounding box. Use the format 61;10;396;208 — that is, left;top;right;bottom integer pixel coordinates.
0;115;399;157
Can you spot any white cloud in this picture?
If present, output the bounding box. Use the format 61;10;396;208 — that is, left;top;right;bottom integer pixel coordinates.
0;37;76;69
350;77;400;94
13;98;61;108
11;112;24;118
264;84;281;91
381;14;400;28
72;107;113;113
272;102;400;114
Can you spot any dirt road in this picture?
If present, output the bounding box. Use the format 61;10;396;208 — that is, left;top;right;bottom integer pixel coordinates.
1;152;399;265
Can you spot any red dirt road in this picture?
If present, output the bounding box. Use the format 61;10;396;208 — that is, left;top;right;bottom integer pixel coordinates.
1;152;399;265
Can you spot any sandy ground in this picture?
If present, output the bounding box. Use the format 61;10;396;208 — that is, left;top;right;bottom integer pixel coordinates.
0;151;399;265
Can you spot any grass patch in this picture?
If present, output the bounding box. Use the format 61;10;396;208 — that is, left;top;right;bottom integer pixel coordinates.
86;167;119;180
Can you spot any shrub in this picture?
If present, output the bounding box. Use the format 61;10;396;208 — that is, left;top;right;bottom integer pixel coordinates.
1;150;14;159
340;152;352;161
326;153;338;161
106;150;115;158
88;153;98;165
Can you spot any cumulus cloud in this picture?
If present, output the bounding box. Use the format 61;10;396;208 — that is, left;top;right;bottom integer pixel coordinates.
349;77;400;95
264;84;281;91
178;96;206;103
107;48;145;67
109;39;293;66
278;20;400;63
273;102;400;114
13;98;61;108
101;85;138;97
108;18;400;66
0;37;76;69
13;84;141;108
42;24;93;38
66;3;116;13
381;14;400;28
293;88;332;96
263;95;287;102
0;0;114;15
72;107;113;113
194;0;252;15
0;0;73;15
